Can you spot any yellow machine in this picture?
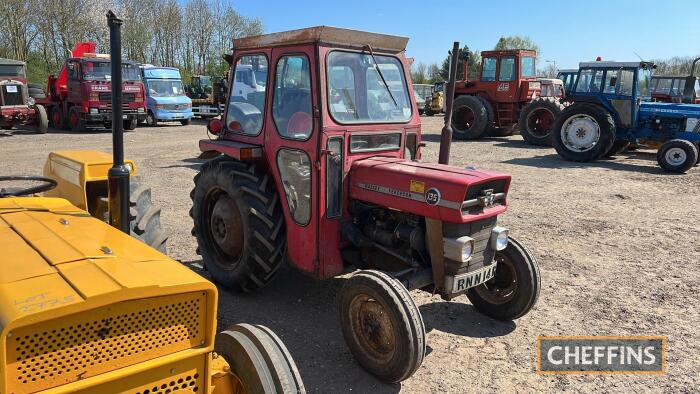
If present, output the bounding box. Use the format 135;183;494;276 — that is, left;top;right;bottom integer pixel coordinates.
0;194;304;393
424;81;445;116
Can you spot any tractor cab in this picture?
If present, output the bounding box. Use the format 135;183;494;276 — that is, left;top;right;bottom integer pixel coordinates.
556;69;578;95
464;49;539;103
551;60;700;172
195;26;540;382
651;75;700;104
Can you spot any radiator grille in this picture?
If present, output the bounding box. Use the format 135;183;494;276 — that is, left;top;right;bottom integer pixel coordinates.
98;92;136;103
443;216;497;275
6;292;206;393
134;371;201;394
1;84;24;106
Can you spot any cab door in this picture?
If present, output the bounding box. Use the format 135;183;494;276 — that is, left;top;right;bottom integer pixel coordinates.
495;56;517;102
263;45;320;276
66;61;82;104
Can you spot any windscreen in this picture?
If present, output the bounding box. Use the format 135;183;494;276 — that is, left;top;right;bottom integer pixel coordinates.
82;61;142;81
327;51;412;124
147;80;185;97
0;64;26;77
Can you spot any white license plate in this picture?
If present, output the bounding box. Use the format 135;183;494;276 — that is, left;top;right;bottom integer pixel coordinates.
122;115;128;119
6;85;18;93
449;264;497;293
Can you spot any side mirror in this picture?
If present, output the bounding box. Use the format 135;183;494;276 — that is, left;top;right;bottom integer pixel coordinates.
207;118;223;135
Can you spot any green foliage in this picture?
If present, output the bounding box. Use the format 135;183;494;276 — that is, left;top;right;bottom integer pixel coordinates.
494;36;540;53
439;45;481;81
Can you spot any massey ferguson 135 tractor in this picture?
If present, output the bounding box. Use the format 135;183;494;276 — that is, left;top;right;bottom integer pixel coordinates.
36;42;147;132
551;60;700;173
0;13;304;394
192;27;540;382
450;49;564;145
0;58;48;133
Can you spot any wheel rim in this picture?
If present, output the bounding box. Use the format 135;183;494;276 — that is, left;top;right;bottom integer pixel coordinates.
349;294;396;364
453;106;475;131
52;109;61;126
204;190;244;266
560;114;600;152
147;113;154;125
526;108;554;137
472;255;518;305
664;147;687;166
69;110;78;129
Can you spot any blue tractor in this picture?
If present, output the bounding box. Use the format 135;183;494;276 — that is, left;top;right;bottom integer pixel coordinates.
551;61;700;173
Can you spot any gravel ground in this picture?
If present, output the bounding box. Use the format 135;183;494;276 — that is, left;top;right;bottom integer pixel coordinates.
1;117;698;393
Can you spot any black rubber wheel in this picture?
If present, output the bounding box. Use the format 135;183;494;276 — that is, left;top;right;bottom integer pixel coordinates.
694;142;700;165
551;103;615;162
146;110;158;127
476;96;496;135
216;323;305;394
603;139;630;158
656;139;699;173
452;95;488;140
33;105;48;134
467;237;540;321
339;270;425;383
51;106;68;130
424;106;434;116
190;157;286;292
518;98;564;146
123;117;137;131
180;118;192;126
68;106;85;132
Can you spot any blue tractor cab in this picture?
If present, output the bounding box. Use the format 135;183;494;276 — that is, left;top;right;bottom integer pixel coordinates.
140;66;193;126
551;60;700;173
556;69;578;96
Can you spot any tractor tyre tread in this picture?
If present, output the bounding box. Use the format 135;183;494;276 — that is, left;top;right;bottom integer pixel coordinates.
551;102;615;162
452;95;489;140
129;178;167;253
34;104;48;134
518;98;564;146
656;139;699;173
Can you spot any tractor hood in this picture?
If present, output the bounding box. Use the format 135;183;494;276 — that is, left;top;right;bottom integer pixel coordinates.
349;157;510;223
0;197;214;331
639;101;700;117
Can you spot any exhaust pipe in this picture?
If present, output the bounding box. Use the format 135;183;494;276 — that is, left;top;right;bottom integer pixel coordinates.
106;10;130;234
438;42;460;165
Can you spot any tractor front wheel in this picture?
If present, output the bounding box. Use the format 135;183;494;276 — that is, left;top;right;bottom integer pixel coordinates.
657;139;698;173
551;103;615;162
190;157;286;292
518;98;564;146
340;270;426;383
467;237;540;321
215;324;305;393
452;95;488;140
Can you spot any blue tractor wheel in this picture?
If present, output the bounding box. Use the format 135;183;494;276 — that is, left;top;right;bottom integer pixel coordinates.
552;103;616;162
657;139;699;173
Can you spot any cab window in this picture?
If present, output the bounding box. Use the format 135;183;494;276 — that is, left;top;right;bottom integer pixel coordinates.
273;55;312;139
618;70;634;96
499;57;516;81
521;57;536;78
226;54;268;135
603;70;618;94
481;57;497;81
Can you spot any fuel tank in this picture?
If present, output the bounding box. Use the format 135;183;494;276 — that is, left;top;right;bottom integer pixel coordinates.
349;157;510;223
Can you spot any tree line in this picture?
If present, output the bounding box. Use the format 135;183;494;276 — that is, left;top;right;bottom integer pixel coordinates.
411;35;699;84
0;0;263;85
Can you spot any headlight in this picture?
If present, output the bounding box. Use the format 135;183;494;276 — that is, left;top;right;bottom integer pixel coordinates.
27;97;35;105
443;235;474;262
89;108;98;114
490;226;509;251
137;107;145;113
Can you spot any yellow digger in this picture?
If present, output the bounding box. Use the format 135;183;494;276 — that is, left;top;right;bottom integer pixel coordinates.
0;11;304;394
424;81;445;116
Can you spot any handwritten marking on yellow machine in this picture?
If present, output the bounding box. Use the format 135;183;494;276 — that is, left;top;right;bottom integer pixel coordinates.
0;197;304;393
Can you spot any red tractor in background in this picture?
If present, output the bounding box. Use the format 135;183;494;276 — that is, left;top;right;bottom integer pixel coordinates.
0;58;48;133
191;27;540;383
451;49;564;146
36;42;147;132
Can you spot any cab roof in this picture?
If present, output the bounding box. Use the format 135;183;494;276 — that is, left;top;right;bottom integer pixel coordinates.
579;61;656;69
233;26;409;53
0;58;25;66
480;49;537;57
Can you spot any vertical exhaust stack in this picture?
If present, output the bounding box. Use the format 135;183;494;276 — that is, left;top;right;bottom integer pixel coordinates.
106;10;130;233
438;42;460;165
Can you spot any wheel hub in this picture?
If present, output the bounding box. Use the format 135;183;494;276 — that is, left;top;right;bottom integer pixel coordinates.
209;195;243;258
665;147;687;166
453;106;475;130
527;108;554;136
349;295;395;363
473;256;518;305
561;114;600;152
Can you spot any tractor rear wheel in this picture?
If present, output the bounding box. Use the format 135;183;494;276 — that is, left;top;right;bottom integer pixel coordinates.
452;95;488;140
216;324;305;393
551;103;615;162
518;98;564;146
33;105;48;134
656;139;698;173
339;270;425;383
467;236;540;321
190;157;286;292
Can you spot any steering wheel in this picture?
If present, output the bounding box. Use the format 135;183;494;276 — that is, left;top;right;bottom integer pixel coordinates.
0;176;58;197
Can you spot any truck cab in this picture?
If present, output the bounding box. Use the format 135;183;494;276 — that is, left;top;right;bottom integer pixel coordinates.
140;66;193;126
0;58;48;133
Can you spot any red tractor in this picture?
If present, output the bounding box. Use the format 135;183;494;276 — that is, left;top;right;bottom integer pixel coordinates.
451;49;564;146
36;42;147;132
0;58;48;133
191;27;540;383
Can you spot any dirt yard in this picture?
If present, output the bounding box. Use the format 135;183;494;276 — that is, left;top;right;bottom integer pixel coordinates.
1;117;698;393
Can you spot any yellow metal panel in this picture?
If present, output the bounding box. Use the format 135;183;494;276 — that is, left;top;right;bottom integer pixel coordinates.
56;260;123;298
0;197;83;213
5;292;207;393
0;225;55;284
0;273;82;323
